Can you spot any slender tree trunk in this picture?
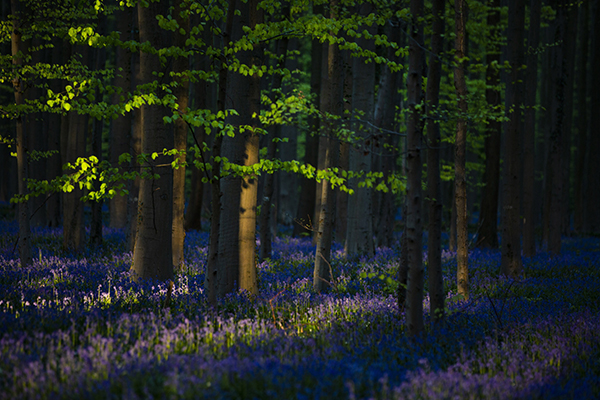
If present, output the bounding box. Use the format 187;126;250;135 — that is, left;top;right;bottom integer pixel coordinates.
522;0;541;257
373;25;401;249
345;2;375;258
314;0;342;293
584;0;600;234
172;0;190;268
259;36;289;261
427;0;445;325
205;1;235;304
501;0;524;276
573;1;589;234
109;6;133;229
405;0;425;336
476;0;501;249
293;13;322;237
454;0;469;297
46;39;63;228
11;0;31;268
132;0;174;282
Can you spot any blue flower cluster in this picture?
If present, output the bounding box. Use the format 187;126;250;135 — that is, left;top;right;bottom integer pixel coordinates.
1;222;599;399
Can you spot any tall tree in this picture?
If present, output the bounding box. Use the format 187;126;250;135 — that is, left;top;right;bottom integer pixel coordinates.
131;0;174;282
217;0;261;297
522;0;541;257
501;0;524;276
426;0;445;325
313;0;342;293
476;0;501;250
573;0;589;234
584;0;600;234
405;0;425;336
11;0;32;268
345;2;375;258
172;0;190;269
454;0;469;297
109;5;133;229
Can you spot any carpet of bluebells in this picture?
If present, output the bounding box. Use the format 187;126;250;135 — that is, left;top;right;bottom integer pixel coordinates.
1;218;600;399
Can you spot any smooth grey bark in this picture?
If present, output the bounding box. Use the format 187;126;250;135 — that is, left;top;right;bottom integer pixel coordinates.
405;0;425;336
454;0;469;298
172;0;190;269
217;0;261;298
12;0;32;268
476;0;501;250
109;6;133;229
205;0;235;304
522;0;541;257
584;0;600;234
292;14;321;238
426;0;445;325
501;0;524;276
573;0;589;234
259;36;289;262
314;0;342;293
131;0;174;282
345;2;375;258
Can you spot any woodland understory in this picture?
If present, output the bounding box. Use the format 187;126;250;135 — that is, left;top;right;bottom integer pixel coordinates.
1;215;599;399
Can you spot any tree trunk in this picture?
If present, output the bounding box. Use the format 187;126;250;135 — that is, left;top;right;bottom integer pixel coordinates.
293;14;322;237
109;5;133;229
345;2;375;258
314;0;342;293
573;1;589;235
172;0;190;269
584;0;600;234
217;0;261;298
476;0;501;250
427;0;445;325
454;0;469;297
259;36;289;261
132;0;174;282
405;0;425;336
501;0;524;276
522;0;541;257
11;0;32;268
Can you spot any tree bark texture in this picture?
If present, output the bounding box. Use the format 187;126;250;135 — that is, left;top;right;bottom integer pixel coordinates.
109;5;133;229
522;0;541;257
345;2;375;258
476;0;501;250
454;0;469;297
405;0;425;336
501;0;524;276
11;0;32;268
172;0;190;268
314;0;342;293
426;0;445;325
132;0;174;282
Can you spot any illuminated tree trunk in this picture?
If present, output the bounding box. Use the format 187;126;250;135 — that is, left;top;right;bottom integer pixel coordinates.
405;0;424;336
11;0;31;268
132;0;174;282
476;0;501;250
454;0;469;297
345;2;375;258
172;0;190;269
501;0;524;276
314;0;342;293
427;0;445;325
217;0;261;297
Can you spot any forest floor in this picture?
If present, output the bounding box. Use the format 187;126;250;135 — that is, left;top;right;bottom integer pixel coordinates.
1;218;599;399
